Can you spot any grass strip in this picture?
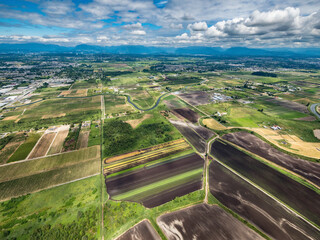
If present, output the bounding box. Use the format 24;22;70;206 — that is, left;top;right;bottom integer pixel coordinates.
113;168;203;200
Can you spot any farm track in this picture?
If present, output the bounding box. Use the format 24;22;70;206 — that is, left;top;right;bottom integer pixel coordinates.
310;103;320;120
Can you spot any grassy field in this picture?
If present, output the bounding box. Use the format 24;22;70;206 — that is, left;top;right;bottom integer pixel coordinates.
1;146;100;182
0;175;100;240
8;133;42;163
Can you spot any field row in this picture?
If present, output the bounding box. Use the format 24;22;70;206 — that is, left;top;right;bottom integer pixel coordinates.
104;139;190;174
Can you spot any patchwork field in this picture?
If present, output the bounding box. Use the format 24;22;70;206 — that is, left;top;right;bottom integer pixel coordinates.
210;161;320;240
170;120;207;153
211;140;320;226
251;128;320;159
0;133;26;164
202;118;227;130
171;108;200;123
47;129;69;154
7;132;42;163
157;204;263;240
27;132;56;159
267;98;309;113
77;130;90;149
223;132;320;186
115;220;161;240
106;151;203;208
126;114;152;128
177;91;211;106
104;139;191;174
0;145;100;200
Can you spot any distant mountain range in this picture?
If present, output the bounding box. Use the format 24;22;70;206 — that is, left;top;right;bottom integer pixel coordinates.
0;43;320;57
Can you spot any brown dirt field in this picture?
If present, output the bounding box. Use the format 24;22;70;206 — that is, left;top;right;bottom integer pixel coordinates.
77;131;89;149
267;98;309;113
115;220;161;240
126;114;152;129
28;132;56;159
250;128;320;159
203;118;227;130
170;120;206;153
157;204;264;240
178;91;211;106
223;132;320;186
295;116;317;121
41;113;66;119
210;161;320;240
171;108;199;123
190;124;215;140
211;140;320;226
59;90;71;96
314;129;320;140
106;153;203;207
47;130;69;155
76;89;87;96
2;115;19;121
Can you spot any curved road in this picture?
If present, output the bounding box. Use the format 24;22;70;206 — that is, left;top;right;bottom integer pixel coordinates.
125;92;169;111
310;103;320;120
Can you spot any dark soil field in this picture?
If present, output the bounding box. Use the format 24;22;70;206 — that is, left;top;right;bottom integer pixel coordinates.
267;98;309;113
142;180;202;208
178;91;211;106
157;203;264;240
190;124;215;140
116;220;161;240
171;108;200;123
223;132;320;186
106;153;203;207
170;120;206;153
28;132;55;159
211;140;320;226
210;161;320;240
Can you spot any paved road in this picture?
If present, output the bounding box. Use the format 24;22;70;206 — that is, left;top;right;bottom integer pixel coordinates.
125;92;169;111
310;103;320;120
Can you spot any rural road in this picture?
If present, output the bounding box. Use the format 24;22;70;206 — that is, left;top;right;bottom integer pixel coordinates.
125;92;169;111
310;103;320;120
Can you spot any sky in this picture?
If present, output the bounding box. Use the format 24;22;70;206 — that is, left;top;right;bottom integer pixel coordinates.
0;0;320;47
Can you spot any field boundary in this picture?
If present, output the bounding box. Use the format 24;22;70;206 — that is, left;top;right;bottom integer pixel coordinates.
26;131;45;160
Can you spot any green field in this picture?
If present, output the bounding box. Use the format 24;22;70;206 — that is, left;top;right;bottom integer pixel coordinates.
8;133;42;163
0;175;101;240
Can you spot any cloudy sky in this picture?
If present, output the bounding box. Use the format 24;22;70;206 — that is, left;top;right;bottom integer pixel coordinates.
0;0;320;47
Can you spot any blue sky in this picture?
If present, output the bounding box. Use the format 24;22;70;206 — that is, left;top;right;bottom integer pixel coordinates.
0;0;320;47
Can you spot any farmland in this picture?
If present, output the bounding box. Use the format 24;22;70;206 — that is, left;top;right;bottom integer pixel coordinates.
210;161;320;240
115;220;161;240
222;131;320;186
0;145;100;200
104;139;191;174
211;140;320;226
157;204;264;240
1;54;320;240
106;151;203;208
170;120;207;153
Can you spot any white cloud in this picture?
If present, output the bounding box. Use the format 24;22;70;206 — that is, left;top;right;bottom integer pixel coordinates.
123;22;142;30
130;30;146;35
170;23;183;29
188;21;208;31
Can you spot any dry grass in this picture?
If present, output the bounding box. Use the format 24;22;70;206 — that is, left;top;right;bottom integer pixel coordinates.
2;115;19;121
47;130;69;155
75;89;88;96
250;128;320;159
314;129;320;140
126;114;152;129
203;118;227;130
59;90;71;96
